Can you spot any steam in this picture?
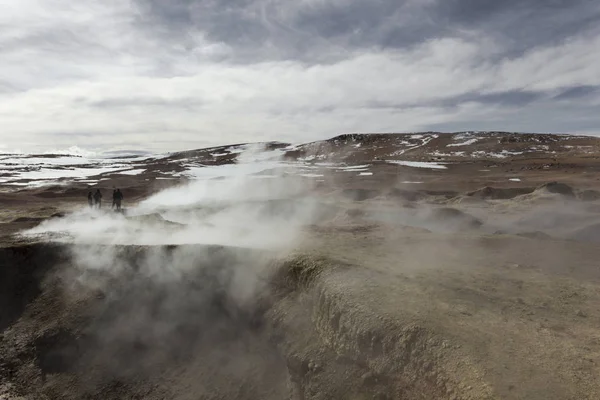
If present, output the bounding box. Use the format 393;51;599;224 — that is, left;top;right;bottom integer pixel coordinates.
19;145;323;387
25;145;319;249
21;144;327;323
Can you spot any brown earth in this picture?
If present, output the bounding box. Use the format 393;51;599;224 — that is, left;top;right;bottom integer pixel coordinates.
2;132;600;399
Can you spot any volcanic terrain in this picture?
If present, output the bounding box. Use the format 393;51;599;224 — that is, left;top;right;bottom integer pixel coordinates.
2;131;600;400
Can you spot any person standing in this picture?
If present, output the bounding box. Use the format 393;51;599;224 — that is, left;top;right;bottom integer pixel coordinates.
87;192;93;208
111;189;117;209
115;189;124;211
93;189;103;209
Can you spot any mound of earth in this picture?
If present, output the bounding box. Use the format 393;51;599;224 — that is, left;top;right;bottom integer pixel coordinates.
467;186;535;200
449;195;486;205
536;182;575;197
511;183;579;205
427;207;483;230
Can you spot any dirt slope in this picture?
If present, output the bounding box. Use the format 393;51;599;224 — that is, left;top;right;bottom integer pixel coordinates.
2;228;600;399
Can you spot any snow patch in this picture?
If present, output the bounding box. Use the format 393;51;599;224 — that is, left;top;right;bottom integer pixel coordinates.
6;166;128;181
0;156;93;166
472;150;523;159
339;164;370;171
386;160;447;170
431;151;466;157
115;169;146;176
448;138;479;147
4;180;70;188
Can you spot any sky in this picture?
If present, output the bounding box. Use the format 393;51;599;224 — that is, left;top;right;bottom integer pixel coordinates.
1;0;599;153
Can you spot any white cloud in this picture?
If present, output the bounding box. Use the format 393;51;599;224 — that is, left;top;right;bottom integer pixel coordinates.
493;33;600;93
0;0;599;152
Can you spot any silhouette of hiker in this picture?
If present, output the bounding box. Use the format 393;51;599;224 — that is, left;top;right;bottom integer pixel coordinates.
93;189;102;209
114;189;124;211
111;189;117;209
87;192;93;208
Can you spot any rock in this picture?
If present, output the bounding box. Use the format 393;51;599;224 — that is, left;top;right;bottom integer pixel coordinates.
457;306;473;316
575;310;587;318
361;372;377;386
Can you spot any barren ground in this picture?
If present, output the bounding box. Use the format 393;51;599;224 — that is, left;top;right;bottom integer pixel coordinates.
1;132;600;399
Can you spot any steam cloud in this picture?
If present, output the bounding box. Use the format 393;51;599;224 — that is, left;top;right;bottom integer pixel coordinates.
26;145;319;249
20;146;322;391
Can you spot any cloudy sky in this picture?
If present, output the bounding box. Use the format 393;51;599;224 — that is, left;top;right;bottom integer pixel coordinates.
1;0;599;152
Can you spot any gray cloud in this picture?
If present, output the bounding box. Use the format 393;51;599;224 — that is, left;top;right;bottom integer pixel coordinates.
365;89;545;111
0;0;599;152
130;0;437;62
554;85;600;100
426;101;600;134
435;0;600;58
86;97;206;109
131;0;600;61
453;90;545;107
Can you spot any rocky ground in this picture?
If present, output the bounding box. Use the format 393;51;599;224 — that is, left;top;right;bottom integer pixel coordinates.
1;132;600;399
